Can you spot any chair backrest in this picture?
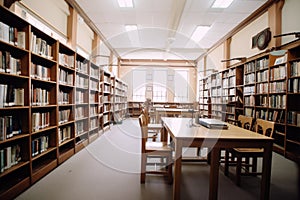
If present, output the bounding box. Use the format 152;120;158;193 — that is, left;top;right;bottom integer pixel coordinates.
255;118;275;137
142;107;150;124
138;114;148;152
238;115;253;130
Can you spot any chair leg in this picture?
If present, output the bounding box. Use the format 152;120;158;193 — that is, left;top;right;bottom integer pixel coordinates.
141;154;146;183
224;150;229;176
245;157;250;172
236;154;242;186
167;154;173;184
252;156;258;175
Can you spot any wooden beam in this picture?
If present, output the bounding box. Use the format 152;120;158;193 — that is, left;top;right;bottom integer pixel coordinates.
91;32;101;64
268;0;285;48
223;37;231;69
67;6;77;49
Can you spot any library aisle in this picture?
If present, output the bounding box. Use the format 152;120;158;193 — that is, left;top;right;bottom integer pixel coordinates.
16;119;299;200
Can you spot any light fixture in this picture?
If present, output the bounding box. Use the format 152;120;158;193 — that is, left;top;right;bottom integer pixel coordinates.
191;26;210;42
117;0;134;8
125;24;138;32
212;0;234;8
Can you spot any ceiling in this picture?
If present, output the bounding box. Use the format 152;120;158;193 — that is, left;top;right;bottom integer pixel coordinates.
72;0;268;61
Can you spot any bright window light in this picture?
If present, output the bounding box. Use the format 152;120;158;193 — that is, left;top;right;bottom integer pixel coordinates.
117;0;134;8
125;24;138;32
212;0;234;8
191;26;210;42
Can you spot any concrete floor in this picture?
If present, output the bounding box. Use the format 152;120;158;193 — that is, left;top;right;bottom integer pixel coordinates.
16;118;299;200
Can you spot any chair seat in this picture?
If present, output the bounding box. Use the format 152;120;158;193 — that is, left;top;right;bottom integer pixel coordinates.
233;148;263;153
148;123;163;130
146;142;172;152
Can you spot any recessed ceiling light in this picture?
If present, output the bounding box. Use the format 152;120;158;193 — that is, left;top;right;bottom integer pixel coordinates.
125;24;138;31
191;26;210;42
117;0;134;8
212;0;234;8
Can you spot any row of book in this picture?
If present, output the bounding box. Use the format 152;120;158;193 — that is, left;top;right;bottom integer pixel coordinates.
75;90;86;104
0;22;26;48
256;110;284;123
32;112;50;132
244;85;255;95
90;66;99;78
30;32;52;59
256;70;268;83
269;94;286;109
222;68;236;78
245;62;256;74
59;53;74;68
75;106;86;120
287;111;300;126
90;118;98;130
90;106;98;116
59;68;74;86
75;121;85;136
90;80;98;91
58;126;71;144
290;61;300;77
0;144;21;173
31;86;49;106
0;50;21;75
269;81;286;93
76;60;88;74
0;84;24;107
75;74;88;88
30;62;51;81
288;78;300;93
256;83;268;94
256;58;269;70
58;90;70;105
59;109;71;124
32;135;49;157
244;73;255;85
0;116;22;141
244;95;255;106
270;65;286;81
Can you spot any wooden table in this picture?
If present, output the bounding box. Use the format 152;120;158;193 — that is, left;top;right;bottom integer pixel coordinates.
155;108;196;123
161;117;273;200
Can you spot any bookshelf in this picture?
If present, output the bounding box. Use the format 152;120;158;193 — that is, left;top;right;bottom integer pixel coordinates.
198;39;300;163
102;70;111;131
112;77;128;124
0;5;128;199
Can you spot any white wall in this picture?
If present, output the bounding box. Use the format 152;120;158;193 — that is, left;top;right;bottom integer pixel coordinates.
77;15;94;54
282;0;300;45
21;0;69;36
231;12;268;59
206;43;224;71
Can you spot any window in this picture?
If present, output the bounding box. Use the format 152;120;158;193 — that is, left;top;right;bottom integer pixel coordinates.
153;69;167;102
174;70;189;102
132;70;146;101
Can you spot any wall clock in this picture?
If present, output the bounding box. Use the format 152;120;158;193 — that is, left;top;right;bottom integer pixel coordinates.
256;28;271;50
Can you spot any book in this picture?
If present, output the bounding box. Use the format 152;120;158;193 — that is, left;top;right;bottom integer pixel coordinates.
198;118;228;129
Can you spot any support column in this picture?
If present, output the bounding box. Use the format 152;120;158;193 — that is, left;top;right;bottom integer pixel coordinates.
268;0;285;48
67;6;78;49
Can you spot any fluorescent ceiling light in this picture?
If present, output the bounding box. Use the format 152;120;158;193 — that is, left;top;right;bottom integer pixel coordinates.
212;0;234;8
191;26;210;42
117;0;134;8
125;24;138;32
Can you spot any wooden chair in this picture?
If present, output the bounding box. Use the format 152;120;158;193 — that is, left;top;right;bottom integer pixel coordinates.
224;115;254;175
138;114;173;184
225;118;274;186
142;107;163;142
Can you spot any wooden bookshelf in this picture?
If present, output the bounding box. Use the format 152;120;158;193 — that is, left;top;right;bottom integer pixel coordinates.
112;77;128;124
198;39;300;164
0;5;128;199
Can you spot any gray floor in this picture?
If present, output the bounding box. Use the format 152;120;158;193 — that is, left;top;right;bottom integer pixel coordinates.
16;118;299;200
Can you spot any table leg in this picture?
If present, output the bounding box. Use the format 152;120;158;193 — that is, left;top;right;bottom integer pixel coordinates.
260;142;272;200
173;139;182;200
209;148;220;200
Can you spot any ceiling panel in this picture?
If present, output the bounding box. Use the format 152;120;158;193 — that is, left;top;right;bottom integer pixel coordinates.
74;0;268;60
